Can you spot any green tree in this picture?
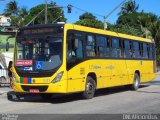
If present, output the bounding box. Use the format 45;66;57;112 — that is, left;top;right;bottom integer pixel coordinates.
4;0;29;27
79;12;96;20
119;0;139;15
24;3;66;25
116;12;143;37
3;1;66;27
4;0;19;16
75;12;104;29
19;7;28;19
117;12;139;28
111;24;142;37
116;11;160;39
148;19;160;42
137;12;158;38
116;0;160;63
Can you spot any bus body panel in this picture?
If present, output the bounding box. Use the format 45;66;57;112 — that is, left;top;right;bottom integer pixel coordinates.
67;61;86;92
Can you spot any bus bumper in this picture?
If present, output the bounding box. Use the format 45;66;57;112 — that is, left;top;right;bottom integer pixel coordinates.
13;80;67;94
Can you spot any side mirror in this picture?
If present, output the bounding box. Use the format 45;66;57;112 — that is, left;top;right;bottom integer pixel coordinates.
6;42;9;51
74;39;78;50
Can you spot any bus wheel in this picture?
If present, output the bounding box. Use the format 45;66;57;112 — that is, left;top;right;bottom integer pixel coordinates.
132;73;140;91
40;93;53;99
82;76;96;99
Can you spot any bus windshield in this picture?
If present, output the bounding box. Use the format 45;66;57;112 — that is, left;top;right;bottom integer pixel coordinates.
15;27;63;72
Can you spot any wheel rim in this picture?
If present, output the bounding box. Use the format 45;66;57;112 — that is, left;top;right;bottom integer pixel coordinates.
86;81;94;95
134;77;139;89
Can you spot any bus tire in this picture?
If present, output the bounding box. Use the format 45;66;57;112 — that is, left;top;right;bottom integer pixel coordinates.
40;93;53;99
82;76;96;99
131;73;140;91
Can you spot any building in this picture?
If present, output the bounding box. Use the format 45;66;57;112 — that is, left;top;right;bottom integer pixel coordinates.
0;15;11;27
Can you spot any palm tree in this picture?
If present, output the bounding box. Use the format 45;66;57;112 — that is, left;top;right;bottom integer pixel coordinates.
148;20;160;43
119;0;139;15
148;20;160;63
137;12;159;39
4;0;19;16
137;13;150;38
19;7;28;19
18;7;28;26
4;0;28;27
137;12;160;63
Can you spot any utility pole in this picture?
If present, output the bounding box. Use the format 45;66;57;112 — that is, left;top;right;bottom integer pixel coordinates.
104;16;107;30
45;0;48;24
104;0;127;30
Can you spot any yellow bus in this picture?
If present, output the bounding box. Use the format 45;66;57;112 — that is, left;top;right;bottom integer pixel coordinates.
12;24;156;99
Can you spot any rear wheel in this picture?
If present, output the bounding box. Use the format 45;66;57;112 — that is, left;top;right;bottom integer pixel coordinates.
40;93;53;99
131;73;140;90
82;76;96;99
125;73;140;90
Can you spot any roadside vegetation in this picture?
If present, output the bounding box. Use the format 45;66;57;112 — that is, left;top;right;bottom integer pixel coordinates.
1;0;160;63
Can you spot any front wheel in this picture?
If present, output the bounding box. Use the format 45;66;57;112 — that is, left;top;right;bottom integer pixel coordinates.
82;76;96;99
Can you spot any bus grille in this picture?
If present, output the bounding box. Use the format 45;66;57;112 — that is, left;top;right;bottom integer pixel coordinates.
21;85;48;92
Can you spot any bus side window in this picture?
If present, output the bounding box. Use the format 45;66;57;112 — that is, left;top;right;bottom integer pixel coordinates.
111;37;121;58
143;43;148;59
133;41;141;59
147;43;150;59
139;42;143;58
67;33;76;58
149;44;153;59
86;35;96;57
67;32;84;60
96;35;108;57
124;40;131;58
75;33;84;59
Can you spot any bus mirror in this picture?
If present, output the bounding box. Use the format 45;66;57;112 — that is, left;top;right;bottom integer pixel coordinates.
6;42;9;51
74;39;78;50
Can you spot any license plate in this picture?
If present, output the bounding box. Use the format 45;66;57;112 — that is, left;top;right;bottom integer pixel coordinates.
29;89;39;93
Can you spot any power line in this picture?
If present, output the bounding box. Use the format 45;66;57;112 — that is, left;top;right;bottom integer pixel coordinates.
105;0;127;19
72;5;104;18
104;0;128;30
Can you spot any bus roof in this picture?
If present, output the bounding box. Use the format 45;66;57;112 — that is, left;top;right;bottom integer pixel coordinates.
17;23;152;43
65;24;153;43
19;24;64;30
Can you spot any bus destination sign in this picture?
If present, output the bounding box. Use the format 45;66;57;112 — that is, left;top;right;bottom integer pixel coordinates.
23;28;54;35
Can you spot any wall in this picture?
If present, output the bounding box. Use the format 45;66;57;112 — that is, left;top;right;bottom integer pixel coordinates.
0;32;15;53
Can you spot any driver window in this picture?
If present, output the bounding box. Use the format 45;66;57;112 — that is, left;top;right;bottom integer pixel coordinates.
67;32;84;60
67;33;76;58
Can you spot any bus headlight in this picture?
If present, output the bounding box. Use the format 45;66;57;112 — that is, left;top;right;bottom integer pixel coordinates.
52;71;64;83
12;73;19;83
